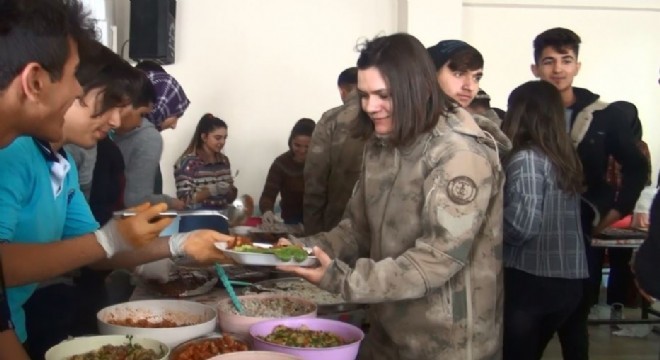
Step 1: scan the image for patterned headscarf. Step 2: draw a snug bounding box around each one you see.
[145,71,191,131]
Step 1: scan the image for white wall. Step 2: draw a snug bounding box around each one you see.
[462,0,660,182]
[114,0,398,203]
[112,0,660,203]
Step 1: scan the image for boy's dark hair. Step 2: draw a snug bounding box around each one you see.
[533,27,581,64]
[469,89,491,110]
[131,71,157,108]
[427,40,483,72]
[0,0,98,91]
[135,60,167,74]
[337,67,358,87]
[76,41,142,117]
[447,47,484,72]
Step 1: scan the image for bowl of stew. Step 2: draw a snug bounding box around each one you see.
[249,318,364,360]
[98,300,217,348]
[170,333,249,360]
[45,334,169,360]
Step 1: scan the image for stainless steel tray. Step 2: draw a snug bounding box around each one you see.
[239,277,365,315]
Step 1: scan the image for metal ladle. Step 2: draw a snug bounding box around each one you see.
[225,194,253,227]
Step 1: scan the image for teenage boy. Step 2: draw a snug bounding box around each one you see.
[531,27,648,360]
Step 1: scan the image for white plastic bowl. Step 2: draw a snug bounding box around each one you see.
[97,299,216,347]
[209,351,302,360]
[45,335,169,360]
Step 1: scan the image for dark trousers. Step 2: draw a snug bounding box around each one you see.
[586,246,605,307]
[557,202,597,360]
[70,268,110,337]
[607,248,635,306]
[24,284,78,360]
[503,268,583,360]
[557,279,591,360]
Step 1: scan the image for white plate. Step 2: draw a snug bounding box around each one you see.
[215,243,319,267]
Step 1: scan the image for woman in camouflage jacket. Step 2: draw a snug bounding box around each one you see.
[279,33,508,360]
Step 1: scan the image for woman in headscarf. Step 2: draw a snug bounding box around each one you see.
[114,62,190,209]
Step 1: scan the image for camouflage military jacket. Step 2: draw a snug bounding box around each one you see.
[298,107,508,360]
[303,91,366,235]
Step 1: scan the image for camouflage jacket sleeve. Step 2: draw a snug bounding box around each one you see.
[296,170,371,267]
[318,149,495,303]
[303,109,337,235]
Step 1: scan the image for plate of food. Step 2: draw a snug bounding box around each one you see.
[216,239,318,267]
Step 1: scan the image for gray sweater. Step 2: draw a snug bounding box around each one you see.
[63,144,96,200]
[114,119,177,208]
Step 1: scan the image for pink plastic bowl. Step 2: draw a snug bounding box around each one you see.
[249,317,364,360]
[217,294,317,338]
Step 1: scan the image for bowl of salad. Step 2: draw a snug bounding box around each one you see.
[249,318,364,360]
[45,334,169,360]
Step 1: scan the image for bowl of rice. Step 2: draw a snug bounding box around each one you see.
[217,294,317,338]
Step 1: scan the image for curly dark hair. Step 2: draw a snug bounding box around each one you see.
[533,27,581,64]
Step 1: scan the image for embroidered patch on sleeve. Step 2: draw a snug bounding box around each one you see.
[446,176,478,205]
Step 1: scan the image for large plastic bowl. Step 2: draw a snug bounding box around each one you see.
[217,294,317,338]
[249,318,364,360]
[97,299,216,347]
[45,335,169,360]
[170,334,249,360]
[209,351,302,360]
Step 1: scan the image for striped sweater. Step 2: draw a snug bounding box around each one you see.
[174,152,235,209]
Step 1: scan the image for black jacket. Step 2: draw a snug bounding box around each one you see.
[89,137,125,226]
[634,191,660,299]
[570,87,648,221]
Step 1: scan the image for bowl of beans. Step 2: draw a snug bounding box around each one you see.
[249,318,364,360]
[97,300,217,348]
[45,334,169,360]
[217,294,317,338]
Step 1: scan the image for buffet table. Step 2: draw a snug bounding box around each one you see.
[129,268,369,330]
[588,228,660,325]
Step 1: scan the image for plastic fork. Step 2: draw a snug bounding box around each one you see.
[214,264,244,314]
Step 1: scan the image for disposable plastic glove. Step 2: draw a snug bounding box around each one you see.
[94,203,172,257]
[135,258,175,283]
[168,229,236,265]
[261,210,279,225]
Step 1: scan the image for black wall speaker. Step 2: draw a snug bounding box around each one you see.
[128,0,177,64]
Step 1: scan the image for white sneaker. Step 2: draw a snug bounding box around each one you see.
[610,302,624,330]
[588,304,610,320]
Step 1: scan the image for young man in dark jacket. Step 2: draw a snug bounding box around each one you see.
[531,27,649,360]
